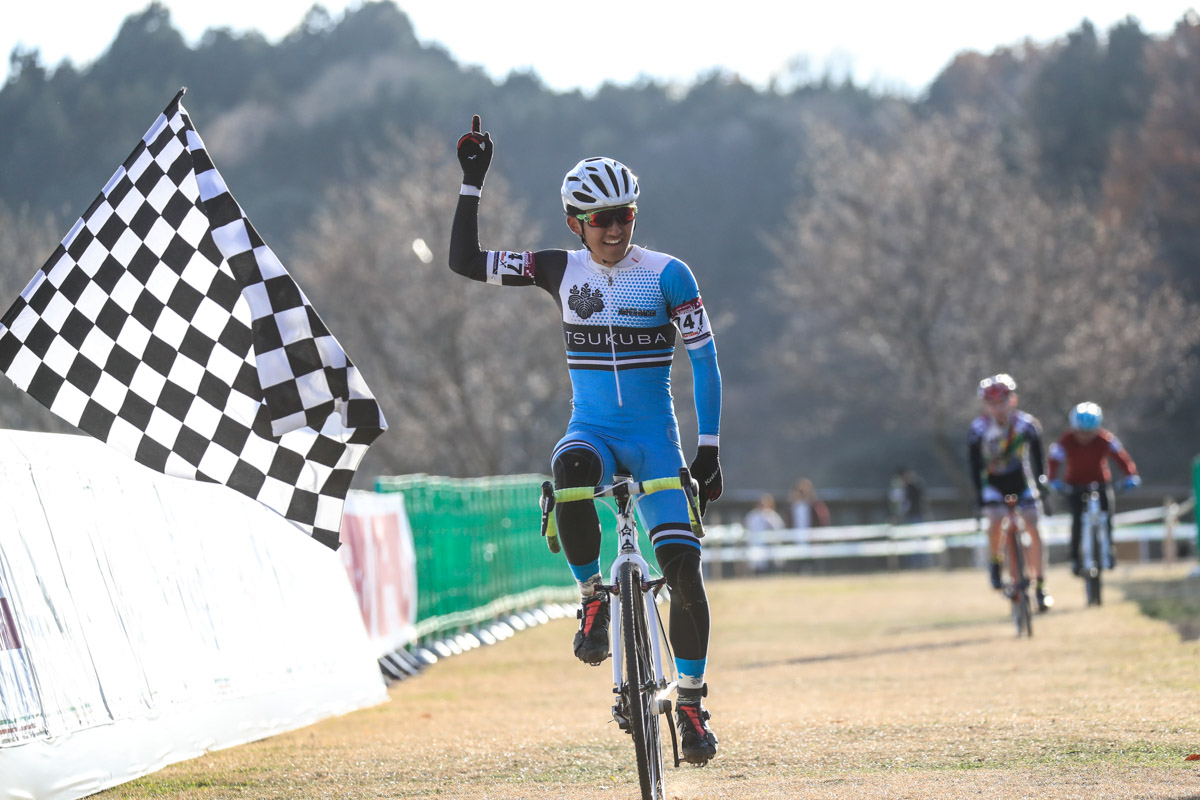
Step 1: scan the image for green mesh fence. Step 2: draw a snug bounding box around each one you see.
[1194,455,1200,555]
[375,473,659,643]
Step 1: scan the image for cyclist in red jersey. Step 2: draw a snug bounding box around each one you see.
[1047,402,1140,574]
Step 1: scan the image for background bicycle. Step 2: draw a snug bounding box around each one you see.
[1068,480,1134,607]
[998,494,1035,637]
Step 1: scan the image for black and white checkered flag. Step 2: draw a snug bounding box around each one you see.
[0,89,387,549]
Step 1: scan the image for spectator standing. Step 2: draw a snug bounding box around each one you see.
[789,478,830,529]
[744,493,785,573]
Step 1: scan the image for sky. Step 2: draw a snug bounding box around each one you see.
[1,1,1195,95]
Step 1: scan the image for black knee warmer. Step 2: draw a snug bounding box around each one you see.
[657,543,709,662]
[552,448,604,567]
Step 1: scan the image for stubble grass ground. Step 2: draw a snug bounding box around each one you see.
[102,563,1200,799]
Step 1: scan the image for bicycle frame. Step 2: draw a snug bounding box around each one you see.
[606,481,672,702]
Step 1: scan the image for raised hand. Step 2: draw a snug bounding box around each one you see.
[456,114,493,189]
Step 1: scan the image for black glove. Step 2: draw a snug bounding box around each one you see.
[1041,492,1053,517]
[689,445,723,516]
[456,114,492,189]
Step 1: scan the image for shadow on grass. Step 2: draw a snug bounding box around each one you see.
[743,636,998,669]
[1118,575,1200,641]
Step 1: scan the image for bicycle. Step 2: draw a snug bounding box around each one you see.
[997,493,1034,638]
[1077,481,1114,607]
[539,468,704,800]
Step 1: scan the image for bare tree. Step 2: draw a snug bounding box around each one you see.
[770,110,1200,495]
[289,131,569,480]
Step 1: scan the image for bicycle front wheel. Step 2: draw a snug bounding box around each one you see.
[1008,532,1033,638]
[1013,585,1033,637]
[620,560,665,800]
[1086,525,1103,606]
[1083,516,1102,606]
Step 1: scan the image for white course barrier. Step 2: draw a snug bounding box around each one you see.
[707,505,1197,569]
[0,429,387,800]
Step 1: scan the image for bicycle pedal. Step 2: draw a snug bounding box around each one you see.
[611,705,631,732]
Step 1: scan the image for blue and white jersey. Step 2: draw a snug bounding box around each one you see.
[473,244,720,437]
[450,191,722,554]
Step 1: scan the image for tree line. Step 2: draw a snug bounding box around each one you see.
[1,2,1198,503]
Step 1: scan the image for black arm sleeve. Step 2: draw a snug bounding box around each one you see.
[968,440,983,501]
[1027,432,1046,480]
[449,193,488,281]
[447,191,570,295]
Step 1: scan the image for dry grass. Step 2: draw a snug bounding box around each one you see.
[101,563,1200,799]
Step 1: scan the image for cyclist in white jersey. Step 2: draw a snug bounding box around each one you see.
[968,374,1053,611]
[449,116,722,764]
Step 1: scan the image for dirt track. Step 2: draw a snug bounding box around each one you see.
[105,564,1200,799]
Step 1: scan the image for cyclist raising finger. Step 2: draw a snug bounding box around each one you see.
[448,116,722,765]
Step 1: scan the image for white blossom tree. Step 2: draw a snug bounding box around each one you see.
[770,110,1200,494]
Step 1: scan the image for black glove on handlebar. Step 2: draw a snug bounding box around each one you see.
[689,445,723,516]
[456,114,493,189]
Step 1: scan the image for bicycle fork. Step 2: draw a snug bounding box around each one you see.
[1082,492,1109,574]
[607,555,680,765]
[607,556,670,714]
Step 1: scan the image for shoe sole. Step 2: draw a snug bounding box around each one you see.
[573,644,610,666]
[681,750,716,766]
[576,654,609,666]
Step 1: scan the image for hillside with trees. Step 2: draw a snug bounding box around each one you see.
[2,2,1198,505]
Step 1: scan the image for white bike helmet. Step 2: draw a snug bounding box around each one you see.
[561,157,639,214]
[1069,402,1103,431]
[977,373,1017,401]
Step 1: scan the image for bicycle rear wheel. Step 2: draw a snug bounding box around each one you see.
[620,560,665,800]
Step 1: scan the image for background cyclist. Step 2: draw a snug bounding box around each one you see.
[967,374,1053,611]
[449,116,722,765]
[1047,402,1141,574]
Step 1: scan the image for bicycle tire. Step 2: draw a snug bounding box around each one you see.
[620,561,665,800]
[1008,524,1033,638]
[1087,517,1102,606]
[1017,587,1033,637]
[1083,512,1103,606]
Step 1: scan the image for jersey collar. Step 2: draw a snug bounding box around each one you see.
[588,244,644,273]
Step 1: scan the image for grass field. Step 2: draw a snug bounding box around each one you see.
[101,563,1200,800]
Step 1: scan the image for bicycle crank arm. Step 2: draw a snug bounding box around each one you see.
[665,696,681,768]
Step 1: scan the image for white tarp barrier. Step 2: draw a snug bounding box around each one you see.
[0,429,387,800]
[339,490,419,656]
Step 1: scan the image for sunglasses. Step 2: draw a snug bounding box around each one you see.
[575,205,638,228]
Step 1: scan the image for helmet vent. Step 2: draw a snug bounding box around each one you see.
[561,157,640,213]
